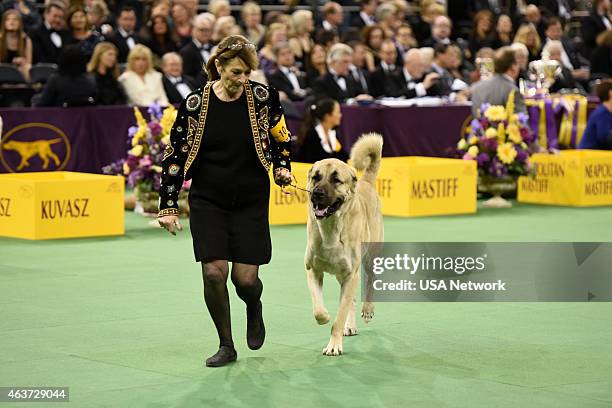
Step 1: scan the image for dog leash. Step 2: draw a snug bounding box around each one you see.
[281,174,312,194]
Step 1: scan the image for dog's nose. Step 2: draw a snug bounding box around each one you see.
[312,188,324,200]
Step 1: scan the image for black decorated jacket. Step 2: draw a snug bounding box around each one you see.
[158,80,292,217]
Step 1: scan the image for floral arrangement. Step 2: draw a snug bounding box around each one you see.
[103,103,189,214]
[457,93,538,179]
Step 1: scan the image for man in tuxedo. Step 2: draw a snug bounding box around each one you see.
[386,48,441,98]
[370,40,400,97]
[543,17,591,87]
[107,6,140,63]
[422,15,452,48]
[179,13,213,85]
[265,43,309,101]
[30,2,68,64]
[320,2,343,36]
[350,0,377,31]
[312,43,373,103]
[524,4,547,41]
[582,0,611,58]
[161,52,198,105]
[470,47,527,116]
[428,43,456,96]
[531,0,575,23]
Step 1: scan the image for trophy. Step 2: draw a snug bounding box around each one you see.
[528,59,562,94]
[475,57,494,80]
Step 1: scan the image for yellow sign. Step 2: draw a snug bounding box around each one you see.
[268,162,311,225]
[377,157,477,217]
[0,172,124,240]
[518,150,612,206]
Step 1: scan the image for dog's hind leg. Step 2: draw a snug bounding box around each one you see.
[306,267,329,325]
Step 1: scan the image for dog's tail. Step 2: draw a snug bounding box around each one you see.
[350,132,383,185]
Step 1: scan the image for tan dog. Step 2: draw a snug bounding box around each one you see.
[2,139,62,170]
[304,133,384,356]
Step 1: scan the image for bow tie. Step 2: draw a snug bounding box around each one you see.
[199,44,211,51]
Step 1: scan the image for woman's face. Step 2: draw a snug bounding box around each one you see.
[171,4,188,22]
[153,17,167,35]
[497,15,512,34]
[304,15,314,33]
[270,28,287,46]
[217,57,251,96]
[526,30,536,46]
[101,49,117,68]
[477,16,492,33]
[71,10,88,31]
[324,102,342,127]
[243,10,261,28]
[132,56,149,74]
[311,45,326,65]
[369,28,384,50]
[3,13,20,31]
[352,45,366,66]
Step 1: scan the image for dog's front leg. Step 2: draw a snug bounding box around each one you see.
[323,270,359,356]
[339,279,357,336]
[306,267,329,325]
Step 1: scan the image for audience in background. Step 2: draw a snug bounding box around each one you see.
[578,80,612,149]
[107,6,141,63]
[87,41,126,105]
[141,14,178,67]
[582,0,611,58]
[387,48,440,98]
[258,22,286,75]
[170,2,192,46]
[494,14,514,49]
[179,12,212,84]
[161,51,196,104]
[590,30,612,78]
[296,98,348,163]
[66,5,101,60]
[118,44,168,106]
[30,2,67,64]
[469,10,496,58]
[289,9,314,70]
[0,0,41,32]
[240,1,264,46]
[514,23,542,61]
[266,42,308,102]
[0,9,31,80]
[304,42,327,87]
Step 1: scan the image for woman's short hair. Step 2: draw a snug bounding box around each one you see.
[292,10,312,35]
[66,5,86,31]
[127,44,154,73]
[88,41,119,78]
[205,35,258,81]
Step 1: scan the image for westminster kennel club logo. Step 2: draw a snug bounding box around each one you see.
[0,123,71,173]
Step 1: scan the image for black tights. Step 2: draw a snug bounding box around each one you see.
[201,261,263,348]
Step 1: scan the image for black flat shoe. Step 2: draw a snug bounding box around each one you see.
[247,301,265,350]
[205,346,237,367]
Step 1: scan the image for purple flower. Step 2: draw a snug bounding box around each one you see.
[148,122,162,137]
[148,103,162,121]
[153,173,161,191]
[479,103,491,117]
[516,149,528,162]
[470,118,482,133]
[139,156,153,168]
[476,152,490,166]
[488,158,508,178]
[126,154,139,168]
[517,112,529,125]
[482,137,498,152]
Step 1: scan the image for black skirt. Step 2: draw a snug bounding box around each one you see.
[188,89,271,264]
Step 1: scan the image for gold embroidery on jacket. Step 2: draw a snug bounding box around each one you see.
[163,144,174,161]
[184,83,212,177]
[186,117,198,146]
[245,81,270,171]
[258,106,269,133]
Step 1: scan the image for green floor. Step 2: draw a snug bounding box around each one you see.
[1,202,612,408]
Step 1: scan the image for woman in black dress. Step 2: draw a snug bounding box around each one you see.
[296,98,348,163]
[158,35,293,367]
[87,42,126,105]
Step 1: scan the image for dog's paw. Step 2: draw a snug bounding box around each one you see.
[322,337,343,356]
[314,309,330,325]
[343,326,358,336]
[361,302,374,323]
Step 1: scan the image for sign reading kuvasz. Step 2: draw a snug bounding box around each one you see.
[518,150,612,206]
[0,172,124,240]
[375,157,477,217]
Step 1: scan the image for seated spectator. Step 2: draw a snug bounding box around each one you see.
[0,0,41,32]
[208,0,230,19]
[578,80,612,149]
[212,15,239,44]
[422,15,452,48]
[428,43,456,96]
[296,98,348,163]
[118,44,168,106]
[87,41,126,105]
[107,6,142,64]
[590,30,611,79]
[87,0,112,37]
[494,14,514,49]
[66,6,101,60]
[543,17,590,85]
[304,43,327,87]
[514,23,542,62]
[170,2,192,47]
[469,10,496,59]
[36,44,96,107]
[320,2,343,37]
[30,2,68,64]
[240,1,265,46]
[413,1,445,45]
[524,4,547,41]
[370,39,400,97]
[311,43,372,103]
[363,25,385,66]
[258,22,287,75]
[386,48,440,98]
[448,44,470,88]
[542,41,585,94]
[375,2,399,40]
[161,52,197,104]
[315,28,339,51]
[0,9,32,80]
[350,42,374,94]
[179,13,213,85]
[351,0,377,31]
[141,14,178,63]
[582,0,611,58]
[265,42,309,102]
[395,24,418,66]
[510,42,530,82]
[289,10,314,71]
[470,46,527,117]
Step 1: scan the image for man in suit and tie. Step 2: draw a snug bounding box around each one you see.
[312,43,373,103]
[470,46,527,117]
[265,43,309,101]
[30,2,69,64]
[107,6,141,63]
[428,43,456,97]
[544,18,590,84]
[370,39,401,98]
[422,15,453,48]
[386,48,441,98]
[350,0,377,31]
[161,52,198,105]
[320,2,343,36]
[179,13,213,86]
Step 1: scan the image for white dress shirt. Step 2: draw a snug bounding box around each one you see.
[280,66,301,91]
[315,123,339,154]
[330,68,347,92]
[403,69,426,97]
[167,75,192,99]
[193,38,211,63]
[118,27,135,50]
[45,22,62,48]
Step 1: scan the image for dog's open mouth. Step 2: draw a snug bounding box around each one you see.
[312,198,343,219]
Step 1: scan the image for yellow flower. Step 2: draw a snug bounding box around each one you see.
[469,136,479,145]
[133,107,147,128]
[484,106,507,122]
[161,134,170,145]
[507,123,522,144]
[497,123,506,143]
[130,145,144,157]
[485,128,497,139]
[521,142,527,149]
[467,145,479,158]
[123,162,130,175]
[457,139,468,150]
[160,106,178,133]
[152,165,163,173]
[131,127,146,146]
[497,143,517,164]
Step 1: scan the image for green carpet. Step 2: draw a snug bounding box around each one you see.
[1,202,612,408]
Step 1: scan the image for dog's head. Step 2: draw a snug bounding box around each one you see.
[307,158,357,220]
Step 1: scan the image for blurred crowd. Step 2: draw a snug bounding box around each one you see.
[0,0,610,107]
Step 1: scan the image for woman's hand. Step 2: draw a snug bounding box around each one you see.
[158,215,183,235]
[274,168,292,186]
